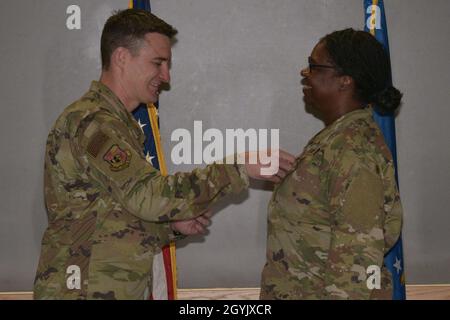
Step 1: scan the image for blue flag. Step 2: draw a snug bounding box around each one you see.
[364,0,406,300]
[131,0,151,12]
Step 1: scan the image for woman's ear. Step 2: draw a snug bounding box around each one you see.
[339,75,354,91]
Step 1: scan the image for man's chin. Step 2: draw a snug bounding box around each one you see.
[142,96,158,105]
[150,92,161,102]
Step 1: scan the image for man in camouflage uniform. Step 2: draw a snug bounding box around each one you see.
[34,9,293,299]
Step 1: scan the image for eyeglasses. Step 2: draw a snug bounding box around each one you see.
[307,57,337,71]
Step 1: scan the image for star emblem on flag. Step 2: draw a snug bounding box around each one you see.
[393,257,402,274]
[137,118,147,132]
[145,151,155,165]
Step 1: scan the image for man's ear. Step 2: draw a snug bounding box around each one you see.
[110,47,129,70]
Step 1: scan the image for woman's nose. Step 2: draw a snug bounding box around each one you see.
[300,67,309,77]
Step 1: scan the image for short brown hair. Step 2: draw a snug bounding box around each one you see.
[101,9,177,70]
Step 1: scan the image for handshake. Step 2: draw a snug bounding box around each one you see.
[171,149,296,236]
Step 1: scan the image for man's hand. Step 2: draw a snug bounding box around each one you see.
[170,209,213,236]
[243,149,295,183]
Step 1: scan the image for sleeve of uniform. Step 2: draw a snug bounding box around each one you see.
[320,151,386,300]
[382,163,403,251]
[75,113,249,223]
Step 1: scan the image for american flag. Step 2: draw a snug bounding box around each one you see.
[130,0,178,300]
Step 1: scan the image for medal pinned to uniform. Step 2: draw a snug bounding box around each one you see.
[103,144,132,171]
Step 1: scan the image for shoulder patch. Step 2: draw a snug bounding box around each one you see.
[87,131,110,158]
[103,145,132,171]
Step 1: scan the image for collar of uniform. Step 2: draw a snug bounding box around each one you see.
[89,81,144,142]
[309,107,373,147]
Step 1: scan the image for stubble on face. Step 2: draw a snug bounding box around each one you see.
[124,33,172,106]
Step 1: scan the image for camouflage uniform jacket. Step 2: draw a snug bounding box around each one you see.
[34,81,249,299]
[260,108,402,300]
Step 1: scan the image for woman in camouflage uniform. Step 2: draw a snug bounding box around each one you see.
[260,28,403,299]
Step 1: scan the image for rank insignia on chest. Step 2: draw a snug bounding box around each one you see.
[103,145,132,171]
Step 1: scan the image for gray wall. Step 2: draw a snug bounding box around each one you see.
[0,0,449,291]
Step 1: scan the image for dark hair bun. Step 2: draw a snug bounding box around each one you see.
[372,86,403,115]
